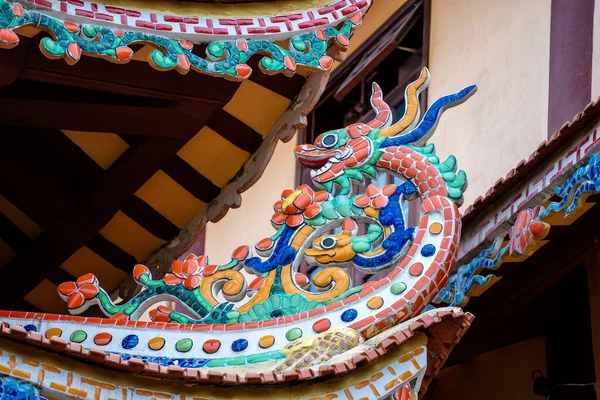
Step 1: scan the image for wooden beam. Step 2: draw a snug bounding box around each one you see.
[16,39,240,104]
[119,135,223,204]
[0,98,213,136]
[319,0,422,106]
[5,37,305,104]
[0,148,93,240]
[87,235,138,274]
[45,267,77,287]
[0,41,26,88]
[121,196,180,241]
[162,155,222,203]
[205,108,264,154]
[0,126,105,196]
[246,56,306,100]
[11,299,40,313]
[333,3,422,101]
[0,213,31,254]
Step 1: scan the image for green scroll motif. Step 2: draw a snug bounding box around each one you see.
[0,0,359,79]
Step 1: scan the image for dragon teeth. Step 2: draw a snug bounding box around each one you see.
[313,162,333,175]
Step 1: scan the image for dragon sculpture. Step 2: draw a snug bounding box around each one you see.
[1,69,478,395]
[57,67,476,329]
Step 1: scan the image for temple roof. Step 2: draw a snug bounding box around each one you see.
[0,307,472,396]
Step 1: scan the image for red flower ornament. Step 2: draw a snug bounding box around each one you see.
[271,184,328,228]
[353,184,397,210]
[163,254,209,290]
[57,273,100,310]
[508,206,548,256]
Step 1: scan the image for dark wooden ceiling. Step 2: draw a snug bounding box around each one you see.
[0,35,305,313]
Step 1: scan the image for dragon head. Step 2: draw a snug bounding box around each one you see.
[294,125,377,194]
[295,82,392,194]
[295,69,432,194]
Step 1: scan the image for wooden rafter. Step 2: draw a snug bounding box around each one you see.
[120,196,180,242]
[162,155,222,203]
[0,212,32,255]
[0,97,209,137]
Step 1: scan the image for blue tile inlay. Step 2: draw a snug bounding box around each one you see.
[341,309,358,322]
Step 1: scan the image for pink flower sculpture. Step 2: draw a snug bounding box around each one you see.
[271,184,328,228]
[57,273,100,310]
[353,184,397,210]
[508,206,548,256]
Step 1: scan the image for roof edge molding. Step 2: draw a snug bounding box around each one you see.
[0,0,368,79]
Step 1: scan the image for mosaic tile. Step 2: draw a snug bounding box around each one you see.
[231,339,248,352]
[70,330,87,343]
[175,338,193,353]
[203,339,220,354]
[122,334,139,350]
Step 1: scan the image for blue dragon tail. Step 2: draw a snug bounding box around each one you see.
[381,84,477,148]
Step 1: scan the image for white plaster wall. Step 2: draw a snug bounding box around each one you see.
[428,0,551,208]
[204,138,297,264]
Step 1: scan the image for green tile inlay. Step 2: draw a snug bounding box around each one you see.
[70,330,87,343]
[175,338,193,353]
[391,282,407,295]
[286,327,302,341]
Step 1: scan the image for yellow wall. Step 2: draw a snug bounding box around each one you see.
[204,139,297,264]
[427,0,551,208]
[424,337,546,400]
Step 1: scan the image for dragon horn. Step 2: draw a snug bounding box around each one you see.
[366,82,392,129]
[379,67,430,137]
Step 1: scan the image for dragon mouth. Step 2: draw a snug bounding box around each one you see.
[296,153,331,169]
[294,145,353,182]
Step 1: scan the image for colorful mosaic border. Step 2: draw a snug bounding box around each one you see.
[438,151,600,307]
[459,123,600,260]
[0,0,362,79]
[20,0,370,40]
[0,308,469,389]
[0,340,426,399]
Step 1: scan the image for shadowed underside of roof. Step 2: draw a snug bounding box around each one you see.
[0,34,307,314]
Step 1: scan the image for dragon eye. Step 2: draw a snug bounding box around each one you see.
[321,237,337,249]
[321,134,338,148]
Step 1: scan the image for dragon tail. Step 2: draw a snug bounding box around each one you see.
[380,84,477,148]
